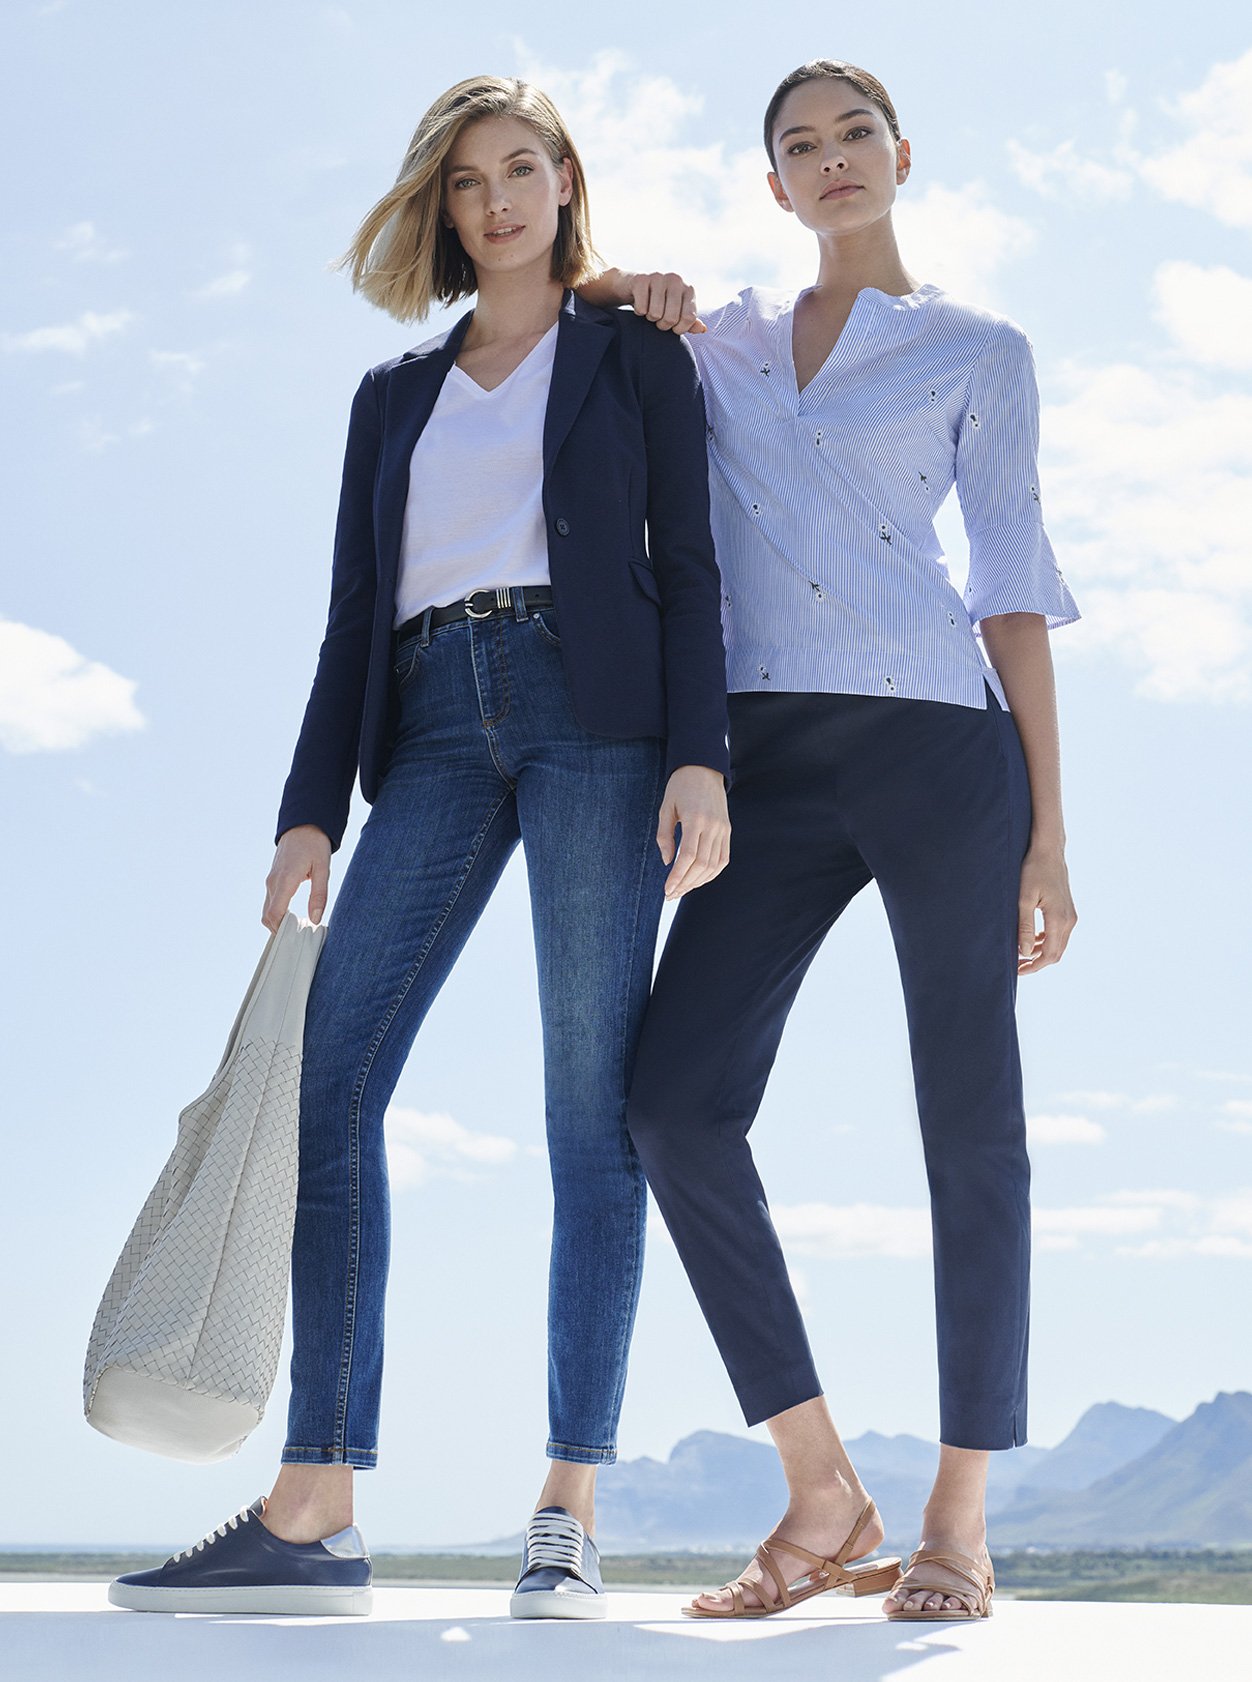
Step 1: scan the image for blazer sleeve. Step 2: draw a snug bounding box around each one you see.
[637,323,731,781]
[274,369,381,852]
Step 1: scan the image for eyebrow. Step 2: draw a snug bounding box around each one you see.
[777,109,875,142]
[445,147,539,173]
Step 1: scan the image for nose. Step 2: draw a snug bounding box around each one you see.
[820,149,847,173]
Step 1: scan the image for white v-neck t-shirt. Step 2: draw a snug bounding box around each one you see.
[394,322,557,627]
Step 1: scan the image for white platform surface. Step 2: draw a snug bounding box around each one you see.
[3,1582,1248,1681]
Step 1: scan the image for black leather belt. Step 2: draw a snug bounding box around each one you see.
[395,586,554,644]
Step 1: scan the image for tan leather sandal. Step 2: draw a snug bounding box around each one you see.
[884,1544,995,1621]
[681,1497,902,1619]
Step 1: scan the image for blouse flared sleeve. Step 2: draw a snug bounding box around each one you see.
[954,319,1080,632]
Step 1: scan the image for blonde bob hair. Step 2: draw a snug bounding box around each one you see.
[338,75,599,324]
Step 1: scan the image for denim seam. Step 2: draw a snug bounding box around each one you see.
[993,706,1032,1441]
[283,1444,378,1457]
[327,786,518,1456]
[471,619,512,731]
[597,752,667,1445]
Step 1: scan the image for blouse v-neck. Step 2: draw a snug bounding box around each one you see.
[450,321,558,397]
[781,282,941,405]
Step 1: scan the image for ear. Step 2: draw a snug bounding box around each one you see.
[766,169,794,215]
[557,153,574,207]
[896,137,912,183]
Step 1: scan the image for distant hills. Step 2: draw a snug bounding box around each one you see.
[991,1392,1252,1547]
[475,1393,1249,1553]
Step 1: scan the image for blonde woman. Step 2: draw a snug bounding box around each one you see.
[110,75,730,1621]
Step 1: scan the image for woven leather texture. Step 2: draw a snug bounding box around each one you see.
[84,913,327,1460]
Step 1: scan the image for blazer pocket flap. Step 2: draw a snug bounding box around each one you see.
[630,558,662,604]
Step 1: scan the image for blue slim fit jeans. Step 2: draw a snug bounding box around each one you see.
[281,598,667,1468]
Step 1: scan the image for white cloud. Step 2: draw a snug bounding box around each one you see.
[1102,1189,1203,1212]
[1028,1112,1106,1146]
[893,184,1035,309]
[1153,261,1252,371]
[1113,1187,1252,1258]
[773,1201,933,1261]
[195,269,251,299]
[1104,70,1128,106]
[1006,138,1134,202]
[385,1105,518,1190]
[55,220,127,264]
[0,619,145,752]
[1035,1205,1161,1238]
[1218,1120,1252,1136]
[1221,1100,1252,1118]
[2,309,133,355]
[79,416,154,452]
[1041,358,1252,701]
[1120,1236,1252,1259]
[515,47,1034,311]
[713,1188,1252,1264]
[1058,1090,1177,1114]
[150,350,205,379]
[1012,49,1252,232]
[1140,49,1252,231]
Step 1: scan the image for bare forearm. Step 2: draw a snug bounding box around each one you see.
[577,266,633,307]
[980,612,1065,849]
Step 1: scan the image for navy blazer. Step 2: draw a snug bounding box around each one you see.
[275,290,730,851]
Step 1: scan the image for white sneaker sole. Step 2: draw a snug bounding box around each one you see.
[509,1588,606,1620]
[108,1580,373,1616]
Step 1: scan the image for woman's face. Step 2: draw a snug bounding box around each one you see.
[767,78,909,236]
[441,114,573,278]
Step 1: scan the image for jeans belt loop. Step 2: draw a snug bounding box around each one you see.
[418,605,434,648]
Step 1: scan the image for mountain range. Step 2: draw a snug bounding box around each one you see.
[472,1392,1252,1552]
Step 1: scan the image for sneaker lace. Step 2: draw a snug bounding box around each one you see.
[524,1512,585,1573]
[168,1506,250,1564]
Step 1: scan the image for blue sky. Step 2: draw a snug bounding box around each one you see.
[3,1,1250,1548]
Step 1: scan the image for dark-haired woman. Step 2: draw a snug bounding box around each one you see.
[109,74,730,1622]
[586,58,1078,1623]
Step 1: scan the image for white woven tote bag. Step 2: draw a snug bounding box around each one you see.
[84,911,327,1462]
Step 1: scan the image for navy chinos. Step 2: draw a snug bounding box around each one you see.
[626,683,1034,1450]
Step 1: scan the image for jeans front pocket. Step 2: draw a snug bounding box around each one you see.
[392,635,423,693]
[530,610,562,648]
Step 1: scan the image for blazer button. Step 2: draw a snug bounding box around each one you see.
[554,517,571,536]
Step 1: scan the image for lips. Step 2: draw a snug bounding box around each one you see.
[485,224,525,241]
[820,183,862,200]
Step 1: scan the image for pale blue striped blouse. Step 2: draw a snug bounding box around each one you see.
[690,282,1079,709]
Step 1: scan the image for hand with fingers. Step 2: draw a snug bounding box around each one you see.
[1017,844,1077,974]
[625,270,706,336]
[577,267,706,335]
[657,766,731,901]
[263,824,332,933]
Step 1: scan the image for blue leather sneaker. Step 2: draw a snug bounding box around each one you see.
[108,1496,372,1615]
[510,1505,605,1620]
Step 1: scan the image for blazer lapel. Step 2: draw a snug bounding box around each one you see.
[374,308,473,593]
[543,290,614,476]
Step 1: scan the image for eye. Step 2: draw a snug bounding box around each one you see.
[844,127,873,141]
[511,163,534,177]
[786,141,816,155]
[450,176,477,190]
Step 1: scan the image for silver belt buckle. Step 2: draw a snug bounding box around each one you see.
[463,588,495,620]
